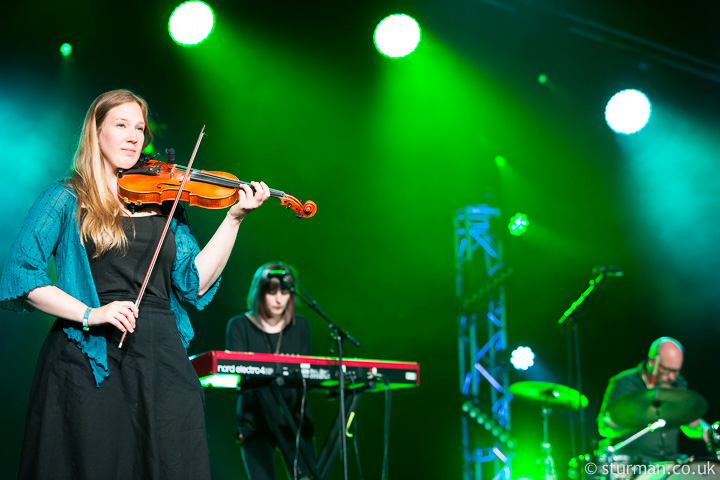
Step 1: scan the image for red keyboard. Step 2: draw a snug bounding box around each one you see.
[190,350,420,391]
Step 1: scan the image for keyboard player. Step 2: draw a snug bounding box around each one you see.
[225,262,315,480]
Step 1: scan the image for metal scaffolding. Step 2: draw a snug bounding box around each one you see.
[455,204,513,480]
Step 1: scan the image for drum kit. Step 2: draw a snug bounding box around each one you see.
[509,381,589,480]
[509,381,720,480]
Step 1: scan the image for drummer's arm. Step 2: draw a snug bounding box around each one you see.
[681,418,710,441]
[597,378,632,438]
[598,413,631,438]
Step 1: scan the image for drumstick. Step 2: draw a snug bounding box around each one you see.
[649,354,660,387]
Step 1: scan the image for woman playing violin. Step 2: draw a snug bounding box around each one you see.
[0,88,270,480]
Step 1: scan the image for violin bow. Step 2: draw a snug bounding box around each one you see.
[119,126,206,348]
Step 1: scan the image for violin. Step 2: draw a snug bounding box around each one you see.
[117,160,317,218]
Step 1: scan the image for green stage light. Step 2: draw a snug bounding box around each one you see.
[199,374,239,388]
[508,213,528,236]
[538,73,547,84]
[169,1,215,46]
[59,43,72,57]
[374,14,421,58]
[605,89,651,134]
[510,346,535,371]
[494,155,506,168]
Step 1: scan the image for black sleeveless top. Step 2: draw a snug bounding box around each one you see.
[85,215,176,302]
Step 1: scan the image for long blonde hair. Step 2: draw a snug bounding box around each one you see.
[69,89,153,257]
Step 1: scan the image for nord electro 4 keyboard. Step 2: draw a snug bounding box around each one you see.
[189,350,420,391]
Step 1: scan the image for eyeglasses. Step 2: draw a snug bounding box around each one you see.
[657,364,681,375]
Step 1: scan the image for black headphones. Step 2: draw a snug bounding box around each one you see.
[262,268,289,282]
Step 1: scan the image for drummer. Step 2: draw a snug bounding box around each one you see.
[597,336,709,464]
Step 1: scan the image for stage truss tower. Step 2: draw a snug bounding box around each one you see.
[455,204,514,480]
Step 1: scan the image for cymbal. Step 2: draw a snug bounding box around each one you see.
[509,381,589,410]
[608,388,708,430]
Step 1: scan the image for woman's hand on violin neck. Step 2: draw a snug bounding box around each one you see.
[227,181,270,223]
[89,301,139,333]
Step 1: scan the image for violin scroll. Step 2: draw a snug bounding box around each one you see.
[280,194,317,218]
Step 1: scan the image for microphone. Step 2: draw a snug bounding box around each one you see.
[592,266,624,277]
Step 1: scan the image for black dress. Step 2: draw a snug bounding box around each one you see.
[18,215,210,480]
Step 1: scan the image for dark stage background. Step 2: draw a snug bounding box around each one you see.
[1,1,719,479]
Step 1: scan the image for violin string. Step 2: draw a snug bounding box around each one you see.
[185,169,286,198]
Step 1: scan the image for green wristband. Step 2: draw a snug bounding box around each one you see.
[82,307,92,332]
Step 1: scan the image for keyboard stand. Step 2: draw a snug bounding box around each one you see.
[254,377,369,480]
[317,388,365,479]
[255,381,322,479]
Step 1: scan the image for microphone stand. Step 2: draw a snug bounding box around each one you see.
[557,270,608,464]
[285,280,360,480]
